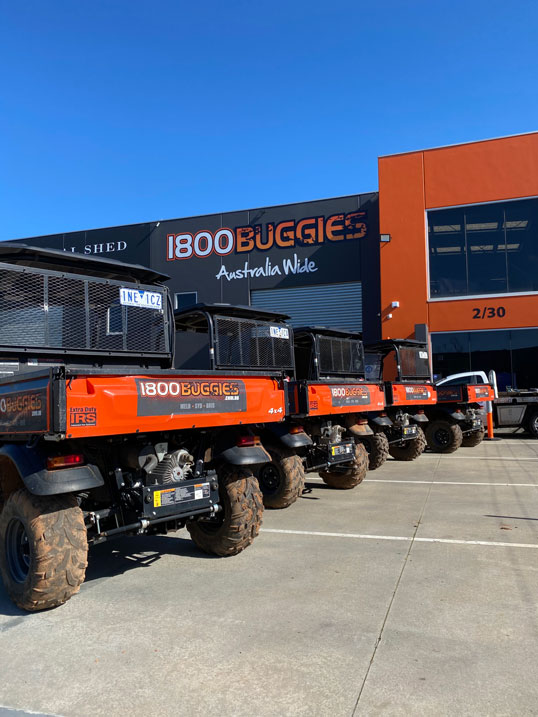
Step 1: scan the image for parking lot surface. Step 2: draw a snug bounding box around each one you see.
[1,435,538,717]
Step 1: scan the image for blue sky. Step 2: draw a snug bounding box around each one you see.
[1,0,537,240]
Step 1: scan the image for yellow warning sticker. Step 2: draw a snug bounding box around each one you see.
[154,488,174,508]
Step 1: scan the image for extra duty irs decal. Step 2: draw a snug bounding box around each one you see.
[330,385,371,407]
[136,379,247,416]
[70,407,97,427]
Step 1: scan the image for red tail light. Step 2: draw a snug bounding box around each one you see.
[289,425,304,434]
[47,454,85,470]
[237,435,261,447]
[418,410,425,414]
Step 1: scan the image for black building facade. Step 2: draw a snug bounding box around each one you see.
[12,193,381,341]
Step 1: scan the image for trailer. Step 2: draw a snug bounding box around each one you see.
[0,245,294,611]
[494,389,538,436]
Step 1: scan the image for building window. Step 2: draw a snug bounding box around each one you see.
[431,328,538,390]
[175,292,197,311]
[428,197,538,298]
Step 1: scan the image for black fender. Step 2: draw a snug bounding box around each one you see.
[409,413,429,423]
[265,423,313,449]
[427,406,465,422]
[218,445,272,466]
[370,415,393,428]
[346,422,374,437]
[0,444,104,496]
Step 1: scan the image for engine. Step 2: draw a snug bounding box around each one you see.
[122,442,194,485]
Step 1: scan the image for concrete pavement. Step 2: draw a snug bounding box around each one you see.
[1,436,537,716]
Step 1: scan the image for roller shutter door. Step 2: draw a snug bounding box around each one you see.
[250,282,362,331]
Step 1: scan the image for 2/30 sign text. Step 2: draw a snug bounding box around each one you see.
[472,306,506,319]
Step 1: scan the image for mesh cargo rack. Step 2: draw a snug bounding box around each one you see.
[174,303,295,373]
[0,244,172,361]
[293,327,365,380]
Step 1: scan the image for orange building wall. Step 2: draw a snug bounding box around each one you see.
[378,132,538,339]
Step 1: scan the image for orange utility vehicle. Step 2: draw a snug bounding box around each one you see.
[363,339,437,468]
[173,304,314,510]
[267,326,386,505]
[0,246,292,612]
[173,313,379,510]
[430,379,495,451]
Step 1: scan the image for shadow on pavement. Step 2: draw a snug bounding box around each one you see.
[85,533,218,583]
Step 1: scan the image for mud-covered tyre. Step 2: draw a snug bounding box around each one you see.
[187,467,263,556]
[389,426,427,461]
[319,442,368,489]
[425,420,463,454]
[362,430,389,471]
[0,489,88,612]
[461,428,485,447]
[256,445,305,509]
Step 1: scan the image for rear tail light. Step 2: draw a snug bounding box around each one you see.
[357,419,368,425]
[417,410,425,414]
[47,454,85,470]
[236,435,261,447]
[289,425,304,434]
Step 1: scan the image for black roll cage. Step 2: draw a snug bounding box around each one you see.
[293,326,366,381]
[0,244,175,368]
[365,339,433,383]
[174,303,295,375]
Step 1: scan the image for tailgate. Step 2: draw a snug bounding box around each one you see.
[0,370,54,435]
[390,383,437,406]
[65,374,286,439]
[304,382,385,416]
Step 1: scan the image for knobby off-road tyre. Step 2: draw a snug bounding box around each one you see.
[425,420,463,454]
[461,428,485,447]
[362,430,389,471]
[0,489,88,612]
[257,445,305,509]
[389,426,427,461]
[319,442,368,489]
[187,467,263,556]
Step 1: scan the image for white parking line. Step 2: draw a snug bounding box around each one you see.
[263,528,538,549]
[433,456,538,462]
[305,476,538,487]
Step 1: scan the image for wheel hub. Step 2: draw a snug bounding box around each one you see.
[434,428,451,446]
[5,518,31,583]
[258,463,282,496]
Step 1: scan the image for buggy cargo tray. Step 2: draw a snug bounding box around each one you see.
[0,368,286,438]
[290,380,385,417]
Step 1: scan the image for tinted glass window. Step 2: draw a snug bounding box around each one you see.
[428,209,466,297]
[428,197,538,298]
[469,330,511,389]
[510,328,538,389]
[432,329,538,390]
[431,332,470,379]
[505,199,538,293]
[465,204,507,295]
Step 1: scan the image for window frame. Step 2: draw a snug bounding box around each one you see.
[426,194,538,302]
